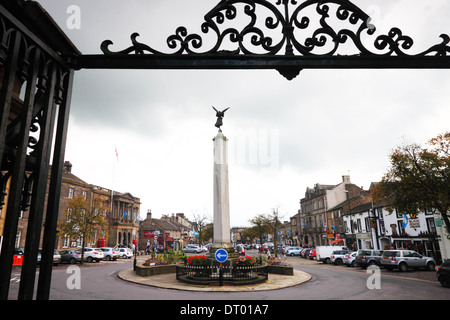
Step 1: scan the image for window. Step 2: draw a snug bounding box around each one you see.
[66,208,72,222]
[397,220,405,235]
[63,235,70,248]
[426,218,436,233]
[68,188,74,198]
[365,217,370,231]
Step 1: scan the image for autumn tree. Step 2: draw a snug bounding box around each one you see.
[249,209,284,256]
[372,132,450,234]
[58,195,109,263]
[248,214,271,248]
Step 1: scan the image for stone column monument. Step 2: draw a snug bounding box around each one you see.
[210,107,235,257]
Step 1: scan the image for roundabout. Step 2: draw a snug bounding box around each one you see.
[118,267,311,292]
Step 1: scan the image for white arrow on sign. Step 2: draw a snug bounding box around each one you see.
[215,249,228,262]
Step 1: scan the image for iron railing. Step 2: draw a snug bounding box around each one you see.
[176,264,268,286]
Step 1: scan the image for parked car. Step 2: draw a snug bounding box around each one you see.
[235,244,245,256]
[380,250,436,272]
[37,249,61,265]
[300,248,312,258]
[309,249,316,260]
[262,242,274,253]
[355,249,383,268]
[184,244,202,253]
[436,260,450,288]
[78,247,103,262]
[13,248,25,266]
[118,247,133,259]
[331,250,351,265]
[286,247,302,256]
[100,247,120,261]
[344,251,358,267]
[59,250,82,264]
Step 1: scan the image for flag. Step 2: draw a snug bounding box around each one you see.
[123,211,128,218]
[115,146,119,161]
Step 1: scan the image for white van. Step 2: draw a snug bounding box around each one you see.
[316,246,347,264]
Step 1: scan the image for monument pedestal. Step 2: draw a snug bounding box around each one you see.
[210,131,237,259]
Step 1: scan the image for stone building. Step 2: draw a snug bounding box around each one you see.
[298,175,363,247]
[58,161,141,249]
[6,161,141,250]
[138,210,183,251]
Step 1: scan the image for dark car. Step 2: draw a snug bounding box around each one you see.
[60,250,82,264]
[437,260,450,288]
[355,249,383,268]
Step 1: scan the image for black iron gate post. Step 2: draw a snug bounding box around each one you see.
[0,1,77,300]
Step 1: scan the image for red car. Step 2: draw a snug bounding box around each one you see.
[309,249,316,260]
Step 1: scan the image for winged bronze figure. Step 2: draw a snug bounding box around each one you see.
[212,106,230,131]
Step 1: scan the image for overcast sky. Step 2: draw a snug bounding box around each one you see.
[38,0,450,227]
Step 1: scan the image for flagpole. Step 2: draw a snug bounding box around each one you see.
[111,145,119,221]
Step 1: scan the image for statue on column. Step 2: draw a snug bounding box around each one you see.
[212,106,230,131]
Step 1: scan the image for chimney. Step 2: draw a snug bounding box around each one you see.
[147,209,152,220]
[63,161,72,173]
[342,175,351,184]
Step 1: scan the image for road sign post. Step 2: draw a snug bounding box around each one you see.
[214,249,228,286]
[215,249,228,263]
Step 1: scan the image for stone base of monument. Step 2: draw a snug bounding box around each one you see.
[176,260,268,286]
[208,242,238,260]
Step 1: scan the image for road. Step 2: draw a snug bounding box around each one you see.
[6,254,450,300]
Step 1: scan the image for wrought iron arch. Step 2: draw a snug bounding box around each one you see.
[77,0,450,79]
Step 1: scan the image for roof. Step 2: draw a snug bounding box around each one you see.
[141,218,180,231]
[4,0,81,55]
[343,202,373,215]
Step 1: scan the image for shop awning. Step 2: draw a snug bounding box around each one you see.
[329,239,344,244]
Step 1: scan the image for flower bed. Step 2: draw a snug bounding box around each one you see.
[187,255,208,266]
[236,256,256,266]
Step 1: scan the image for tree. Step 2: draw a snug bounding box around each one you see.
[248,209,284,256]
[266,208,284,257]
[191,212,210,244]
[248,214,271,248]
[372,132,450,234]
[58,195,109,263]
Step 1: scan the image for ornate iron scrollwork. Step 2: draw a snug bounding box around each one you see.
[100,0,450,79]
[101,0,450,57]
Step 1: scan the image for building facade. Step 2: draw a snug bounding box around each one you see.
[139,210,186,252]
[298,175,362,247]
[7,161,141,251]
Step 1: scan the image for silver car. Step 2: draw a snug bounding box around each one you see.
[344,251,358,267]
[380,250,436,272]
[184,244,202,253]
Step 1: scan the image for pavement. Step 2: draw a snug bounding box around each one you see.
[118,267,312,292]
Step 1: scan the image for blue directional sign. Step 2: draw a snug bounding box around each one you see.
[215,249,228,263]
